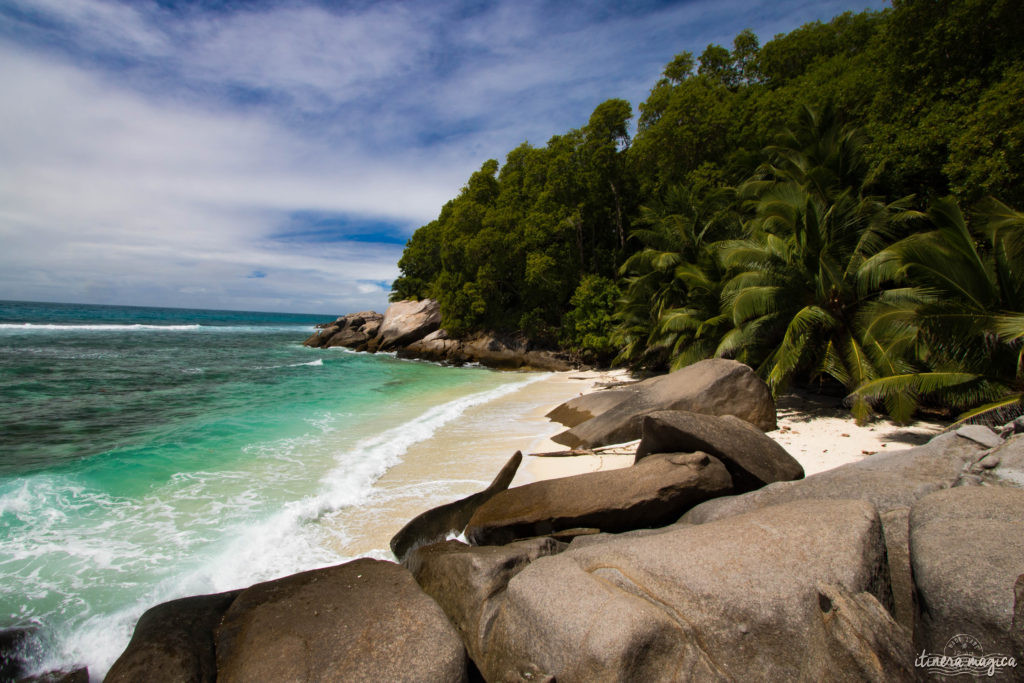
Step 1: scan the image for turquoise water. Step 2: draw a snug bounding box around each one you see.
[0,300,530,677]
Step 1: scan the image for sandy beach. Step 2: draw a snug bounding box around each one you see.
[327,367,948,560]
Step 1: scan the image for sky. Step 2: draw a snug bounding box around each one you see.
[0,0,888,315]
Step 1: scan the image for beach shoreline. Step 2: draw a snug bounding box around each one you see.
[336,366,948,561]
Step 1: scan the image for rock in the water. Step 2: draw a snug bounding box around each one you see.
[400,329,461,363]
[390,452,522,563]
[302,311,382,349]
[106,590,240,683]
[544,389,637,428]
[465,451,732,546]
[0,627,38,681]
[635,410,804,492]
[909,486,1024,662]
[478,499,912,681]
[215,558,466,683]
[551,359,776,449]
[373,299,442,351]
[20,668,89,682]
[405,537,567,668]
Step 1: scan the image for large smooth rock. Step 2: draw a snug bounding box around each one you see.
[106,590,239,683]
[215,558,466,682]
[909,486,1024,661]
[681,430,989,526]
[465,451,732,546]
[680,430,991,636]
[551,359,776,448]
[405,537,567,668]
[390,452,522,563]
[545,389,638,428]
[478,499,912,681]
[373,299,441,351]
[636,410,804,492]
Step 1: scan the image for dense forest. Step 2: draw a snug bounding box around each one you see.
[390,0,1024,424]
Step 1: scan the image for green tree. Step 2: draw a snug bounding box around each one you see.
[615,185,737,368]
[719,110,912,401]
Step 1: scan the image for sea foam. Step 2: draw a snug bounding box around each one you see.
[15,371,544,679]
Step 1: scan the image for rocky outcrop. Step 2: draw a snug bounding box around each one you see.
[106,590,240,683]
[216,558,466,682]
[372,299,442,351]
[400,331,572,371]
[303,311,382,349]
[476,499,912,681]
[636,410,804,492]
[303,300,572,370]
[909,486,1024,661]
[390,452,522,563]
[465,451,733,546]
[550,359,776,448]
[105,404,1024,681]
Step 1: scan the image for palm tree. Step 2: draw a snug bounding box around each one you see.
[719,108,914,401]
[852,197,1024,423]
[613,185,737,367]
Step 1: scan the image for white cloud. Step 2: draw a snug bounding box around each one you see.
[0,42,453,312]
[0,0,888,313]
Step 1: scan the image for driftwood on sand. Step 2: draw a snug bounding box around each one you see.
[528,440,640,457]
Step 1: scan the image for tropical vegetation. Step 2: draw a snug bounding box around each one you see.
[391,0,1024,424]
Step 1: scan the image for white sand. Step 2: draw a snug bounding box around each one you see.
[320,368,631,558]
[524,384,948,481]
[323,368,947,559]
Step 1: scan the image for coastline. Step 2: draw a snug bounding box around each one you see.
[329,366,948,563]
[319,368,630,559]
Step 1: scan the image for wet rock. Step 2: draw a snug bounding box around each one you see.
[106,590,240,683]
[20,668,88,683]
[0,627,38,682]
[303,311,382,349]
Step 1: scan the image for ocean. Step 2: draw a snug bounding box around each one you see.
[0,300,539,677]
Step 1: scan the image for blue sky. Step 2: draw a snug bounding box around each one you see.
[0,0,887,315]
